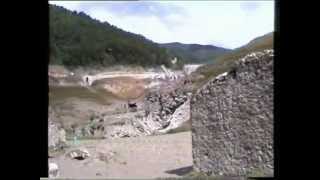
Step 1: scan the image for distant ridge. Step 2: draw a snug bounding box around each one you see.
[159,42,231,64]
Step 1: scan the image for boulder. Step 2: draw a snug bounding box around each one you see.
[49,162,59,178]
[67,148,90,160]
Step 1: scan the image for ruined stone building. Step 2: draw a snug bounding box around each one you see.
[191,50,274,177]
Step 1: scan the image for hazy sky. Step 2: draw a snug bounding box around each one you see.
[49,1,274,49]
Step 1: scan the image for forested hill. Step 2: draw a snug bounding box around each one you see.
[49,5,173,68]
[159,42,231,64]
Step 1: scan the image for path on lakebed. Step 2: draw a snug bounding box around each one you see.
[50,131,193,179]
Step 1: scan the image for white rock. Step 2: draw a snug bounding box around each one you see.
[215,72,228,80]
[49,162,59,178]
[67,148,90,160]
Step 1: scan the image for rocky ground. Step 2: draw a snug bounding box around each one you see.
[49,82,192,139]
[48,65,197,178]
[49,131,193,179]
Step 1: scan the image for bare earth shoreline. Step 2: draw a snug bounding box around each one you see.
[49,131,192,179]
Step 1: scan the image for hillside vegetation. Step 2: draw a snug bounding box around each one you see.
[49,5,173,68]
[160,42,231,64]
[192,32,274,88]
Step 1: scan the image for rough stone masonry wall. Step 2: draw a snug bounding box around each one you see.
[191,49,274,177]
[141,87,191,134]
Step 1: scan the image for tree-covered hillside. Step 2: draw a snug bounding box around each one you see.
[159,42,231,64]
[49,5,172,68]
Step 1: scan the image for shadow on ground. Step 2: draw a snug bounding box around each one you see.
[165,166,193,176]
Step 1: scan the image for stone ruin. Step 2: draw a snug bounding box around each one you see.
[102,88,192,138]
[67,86,192,140]
[48,107,67,151]
[191,49,274,177]
[142,87,191,133]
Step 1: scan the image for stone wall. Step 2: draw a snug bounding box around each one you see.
[142,87,191,134]
[74,86,192,139]
[48,121,65,150]
[48,107,67,151]
[191,50,274,177]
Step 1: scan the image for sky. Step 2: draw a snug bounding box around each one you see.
[49,1,274,49]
